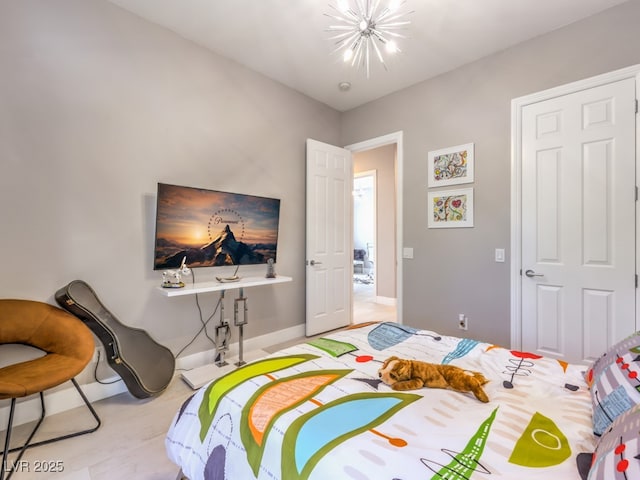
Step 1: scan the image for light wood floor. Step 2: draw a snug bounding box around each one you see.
[353,276,396,324]
[2,375,193,480]
[1,284,395,480]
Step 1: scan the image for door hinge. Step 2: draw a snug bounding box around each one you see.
[636,186,639,201]
[636,99,639,114]
[636,274,638,288]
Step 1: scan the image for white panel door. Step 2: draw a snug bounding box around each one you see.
[521,78,636,363]
[306,139,352,336]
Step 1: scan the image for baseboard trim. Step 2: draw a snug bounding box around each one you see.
[173,322,305,371]
[0,323,306,429]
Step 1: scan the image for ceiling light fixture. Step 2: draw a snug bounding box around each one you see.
[326,0,412,78]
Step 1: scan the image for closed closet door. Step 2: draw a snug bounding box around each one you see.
[521,77,636,363]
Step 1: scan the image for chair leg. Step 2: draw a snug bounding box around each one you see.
[20,378,101,449]
[1,378,101,479]
[1,399,16,480]
[1,395,43,480]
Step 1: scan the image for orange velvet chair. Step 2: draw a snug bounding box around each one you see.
[0,299,101,479]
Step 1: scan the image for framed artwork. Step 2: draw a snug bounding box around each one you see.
[427,143,474,187]
[428,188,474,228]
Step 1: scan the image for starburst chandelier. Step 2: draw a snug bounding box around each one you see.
[326,0,412,78]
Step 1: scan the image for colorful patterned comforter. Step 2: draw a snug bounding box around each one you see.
[165,322,596,480]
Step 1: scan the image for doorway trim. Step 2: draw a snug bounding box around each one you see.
[510,64,640,350]
[345,131,403,324]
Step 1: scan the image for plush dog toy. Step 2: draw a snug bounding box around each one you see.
[378,356,490,403]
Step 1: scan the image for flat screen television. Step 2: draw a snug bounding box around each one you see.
[153,183,281,270]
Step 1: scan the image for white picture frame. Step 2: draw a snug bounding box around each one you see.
[427,142,474,187]
[428,187,474,228]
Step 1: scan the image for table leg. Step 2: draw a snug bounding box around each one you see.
[234,288,248,366]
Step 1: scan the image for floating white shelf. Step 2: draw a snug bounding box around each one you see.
[156,275,292,297]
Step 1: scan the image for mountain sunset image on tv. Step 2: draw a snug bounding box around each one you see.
[153,183,281,269]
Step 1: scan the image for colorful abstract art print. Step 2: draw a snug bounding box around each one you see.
[428,188,474,228]
[428,142,474,187]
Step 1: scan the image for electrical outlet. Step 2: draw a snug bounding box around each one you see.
[458,314,468,331]
[93,346,105,363]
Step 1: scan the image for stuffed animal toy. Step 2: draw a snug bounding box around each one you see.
[378,356,490,403]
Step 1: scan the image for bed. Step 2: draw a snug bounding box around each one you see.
[166,322,640,480]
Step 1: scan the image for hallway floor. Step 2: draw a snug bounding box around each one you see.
[353,276,396,324]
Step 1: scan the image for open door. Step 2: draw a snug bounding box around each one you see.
[306,139,353,336]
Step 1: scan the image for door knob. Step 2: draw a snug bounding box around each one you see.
[309,260,323,266]
[525,269,543,277]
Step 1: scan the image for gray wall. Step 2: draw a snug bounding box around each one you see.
[341,0,640,346]
[0,0,340,380]
[2,0,640,381]
[354,144,397,300]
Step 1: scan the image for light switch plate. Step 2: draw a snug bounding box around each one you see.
[403,247,414,259]
[495,248,505,262]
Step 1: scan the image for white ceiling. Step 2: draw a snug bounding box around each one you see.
[108,0,629,111]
